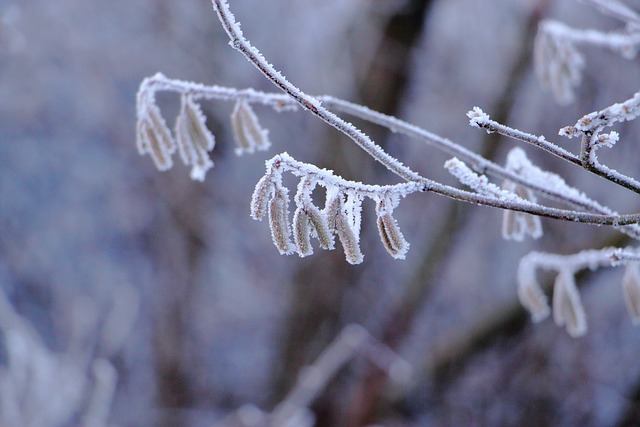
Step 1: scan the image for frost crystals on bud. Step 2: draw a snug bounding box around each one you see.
[622,263,640,325]
[552,270,587,337]
[250,175,275,221]
[175,95,216,181]
[268,189,294,255]
[231,99,271,155]
[375,198,409,259]
[137,103,176,171]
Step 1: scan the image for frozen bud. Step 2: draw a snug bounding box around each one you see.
[517,261,550,322]
[552,270,587,337]
[622,263,640,325]
[293,207,313,257]
[467,107,491,130]
[250,175,274,220]
[377,213,409,259]
[335,210,363,265]
[175,96,215,181]
[231,99,271,155]
[268,189,294,255]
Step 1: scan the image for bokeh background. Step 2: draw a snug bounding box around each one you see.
[2,0,640,426]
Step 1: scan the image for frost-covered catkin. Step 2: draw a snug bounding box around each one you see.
[533,22,584,105]
[552,270,587,337]
[622,263,640,324]
[250,175,274,220]
[293,207,313,257]
[377,214,408,259]
[304,203,334,250]
[323,189,343,232]
[501,181,542,241]
[268,189,294,255]
[138,104,176,171]
[231,99,271,155]
[335,210,363,265]
[517,258,550,322]
[175,96,216,181]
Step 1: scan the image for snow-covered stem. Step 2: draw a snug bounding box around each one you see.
[611,247,640,264]
[521,248,619,273]
[470,105,640,195]
[541,20,640,52]
[271,153,640,226]
[560,89,640,193]
[581,0,640,27]
[468,107,581,165]
[266,153,423,200]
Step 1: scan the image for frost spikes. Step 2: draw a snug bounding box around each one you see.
[231,99,271,155]
[175,95,216,181]
[552,270,587,337]
[622,263,640,325]
[138,104,175,171]
[268,189,294,255]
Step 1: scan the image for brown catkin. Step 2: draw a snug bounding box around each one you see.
[335,211,363,265]
[305,203,334,250]
[293,207,312,257]
[377,213,409,259]
[268,190,293,255]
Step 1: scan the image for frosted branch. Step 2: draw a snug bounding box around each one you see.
[534,16,640,103]
[211,0,425,184]
[560,89,640,193]
[518,248,640,337]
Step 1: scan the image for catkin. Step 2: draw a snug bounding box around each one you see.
[622,263,640,324]
[552,270,587,337]
[268,190,293,255]
[231,99,271,155]
[502,209,523,241]
[324,191,343,231]
[517,261,550,322]
[335,211,363,265]
[141,119,173,171]
[250,175,274,220]
[175,96,216,181]
[305,203,334,250]
[377,213,409,259]
[293,207,313,257]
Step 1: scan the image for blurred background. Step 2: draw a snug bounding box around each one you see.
[2,0,640,426]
